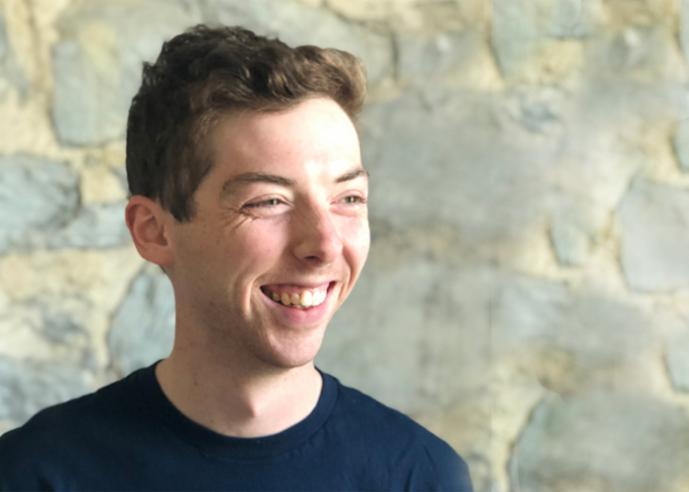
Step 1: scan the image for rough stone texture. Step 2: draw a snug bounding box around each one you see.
[596,26,685,85]
[549,219,590,266]
[0,248,143,374]
[491,275,663,393]
[673,119,689,172]
[0,298,89,350]
[0,154,80,253]
[510,392,689,492]
[204,0,393,83]
[52,0,202,145]
[359,90,551,251]
[0,355,92,428]
[680,0,689,64]
[666,328,689,393]
[107,266,175,377]
[548,0,599,38]
[618,178,689,292]
[80,162,127,204]
[45,202,130,249]
[491,0,597,79]
[0,13,28,96]
[0,154,128,252]
[319,260,495,415]
[0,15,6,62]
[396,30,499,90]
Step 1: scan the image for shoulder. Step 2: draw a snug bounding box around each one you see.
[1,388,96,448]
[1,368,142,444]
[332,377,450,450]
[329,376,473,491]
[0,369,145,488]
[0,390,95,488]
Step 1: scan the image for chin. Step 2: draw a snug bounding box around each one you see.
[258,331,326,370]
[257,351,319,371]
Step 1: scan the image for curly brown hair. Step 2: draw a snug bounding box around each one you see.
[126,24,367,221]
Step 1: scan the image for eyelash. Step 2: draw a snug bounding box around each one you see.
[243,195,366,209]
[243,198,286,209]
[341,195,366,205]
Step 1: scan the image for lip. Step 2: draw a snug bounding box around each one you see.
[260,281,332,291]
[258,281,336,327]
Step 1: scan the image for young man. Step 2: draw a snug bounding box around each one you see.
[0,25,473,491]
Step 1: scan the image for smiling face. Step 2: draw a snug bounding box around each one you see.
[165,97,370,370]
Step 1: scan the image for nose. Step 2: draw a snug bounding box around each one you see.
[291,204,343,265]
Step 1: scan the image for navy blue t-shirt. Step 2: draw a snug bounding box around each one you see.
[0,364,473,491]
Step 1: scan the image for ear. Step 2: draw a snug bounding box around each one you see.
[125,195,174,267]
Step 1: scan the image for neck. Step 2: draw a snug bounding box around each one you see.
[155,346,323,438]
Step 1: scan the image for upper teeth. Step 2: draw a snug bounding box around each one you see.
[270,288,327,308]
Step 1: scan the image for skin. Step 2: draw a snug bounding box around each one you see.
[125,97,370,438]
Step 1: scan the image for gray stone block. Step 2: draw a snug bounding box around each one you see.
[321,257,656,417]
[604,27,677,77]
[8,300,88,347]
[548,202,597,267]
[492,0,593,77]
[681,0,689,65]
[359,90,549,245]
[204,0,393,83]
[673,118,689,172]
[46,202,130,249]
[0,355,91,427]
[492,275,656,392]
[510,391,689,492]
[492,0,542,77]
[617,178,689,292]
[547,0,597,39]
[0,154,80,252]
[0,154,129,251]
[39,308,86,346]
[318,259,497,415]
[0,14,7,62]
[0,14,28,96]
[666,329,689,393]
[107,267,175,376]
[549,220,589,266]
[52,0,201,145]
[505,85,565,134]
[396,30,483,83]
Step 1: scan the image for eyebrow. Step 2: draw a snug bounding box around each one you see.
[336,168,369,183]
[221,173,295,195]
[221,167,368,196]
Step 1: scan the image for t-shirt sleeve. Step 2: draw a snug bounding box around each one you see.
[0,428,43,492]
[413,435,474,492]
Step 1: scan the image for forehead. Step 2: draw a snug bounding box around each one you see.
[207,97,361,177]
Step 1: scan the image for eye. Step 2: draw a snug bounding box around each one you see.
[341,194,367,205]
[243,197,286,209]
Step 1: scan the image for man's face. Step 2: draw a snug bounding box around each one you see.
[166,97,370,369]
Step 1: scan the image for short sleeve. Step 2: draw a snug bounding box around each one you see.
[0,428,44,492]
[418,437,474,492]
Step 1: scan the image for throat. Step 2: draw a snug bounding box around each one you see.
[155,357,323,438]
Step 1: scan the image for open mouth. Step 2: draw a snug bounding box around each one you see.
[260,282,334,310]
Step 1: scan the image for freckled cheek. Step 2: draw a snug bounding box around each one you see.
[229,225,291,266]
[342,218,370,265]
[223,230,287,309]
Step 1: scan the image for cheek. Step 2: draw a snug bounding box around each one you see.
[343,218,370,269]
[230,221,291,266]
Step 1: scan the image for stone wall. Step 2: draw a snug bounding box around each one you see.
[1,0,688,490]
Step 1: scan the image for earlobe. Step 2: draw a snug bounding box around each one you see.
[125,196,174,267]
